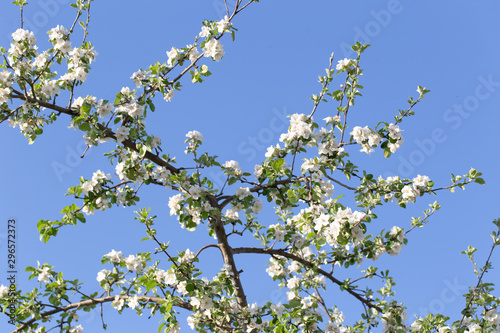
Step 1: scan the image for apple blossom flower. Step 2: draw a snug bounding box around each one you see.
[124,255,143,273]
[287,276,301,289]
[163,88,175,102]
[336,58,353,71]
[187,45,201,63]
[105,249,124,263]
[166,47,179,66]
[217,15,232,32]
[55,39,72,53]
[235,187,251,200]
[48,25,68,41]
[38,267,52,283]
[401,185,418,201]
[413,174,430,188]
[179,249,195,263]
[128,295,139,309]
[223,160,242,175]
[69,325,83,333]
[203,39,224,62]
[199,26,210,38]
[115,126,130,143]
[0,87,11,104]
[96,269,110,282]
[186,130,203,141]
[112,296,124,311]
[97,103,113,118]
[168,194,183,215]
[0,285,9,298]
[130,69,148,88]
[252,199,263,214]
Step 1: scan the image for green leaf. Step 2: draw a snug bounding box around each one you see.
[79,122,90,131]
[287,189,298,204]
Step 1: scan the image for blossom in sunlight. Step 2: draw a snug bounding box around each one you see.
[112,296,124,311]
[336,58,353,71]
[115,126,130,143]
[96,269,110,282]
[186,130,204,141]
[38,267,52,283]
[223,160,242,175]
[217,15,232,32]
[412,174,430,188]
[203,39,224,61]
[105,249,125,263]
[128,295,140,309]
[0,285,9,298]
[68,325,83,333]
[166,47,179,66]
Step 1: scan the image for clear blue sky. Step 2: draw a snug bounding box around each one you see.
[1,1,500,332]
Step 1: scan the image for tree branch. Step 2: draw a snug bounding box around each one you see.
[12,295,191,333]
[232,247,382,312]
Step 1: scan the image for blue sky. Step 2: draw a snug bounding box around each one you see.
[1,0,500,332]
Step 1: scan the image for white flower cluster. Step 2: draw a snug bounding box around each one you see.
[401,174,430,202]
[197,16,231,62]
[0,285,9,298]
[264,144,282,159]
[166,45,201,67]
[336,58,354,71]
[8,28,37,63]
[0,71,12,105]
[81,169,111,195]
[279,113,313,146]
[104,250,143,273]
[80,169,113,215]
[350,126,382,154]
[124,254,144,273]
[381,306,408,332]
[185,130,204,154]
[68,325,83,333]
[387,123,404,153]
[96,269,110,282]
[130,69,148,88]
[324,208,365,246]
[186,130,204,141]
[117,101,144,118]
[222,159,242,176]
[48,25,71,53]
[59,44,98,83]
[217,15,232,33]
[106,249,125,263]
[266,257,286,278]
[168,189,214,230]
[484,309,500,326]
[350,123,404,154]
[40,80,60,99]
[387,226,406,256]
[202,39,224,62]
[225,186,263,220]
[38,266,52,283]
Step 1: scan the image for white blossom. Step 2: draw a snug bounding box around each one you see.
[186,130,204,141]
[38,267,52,283]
